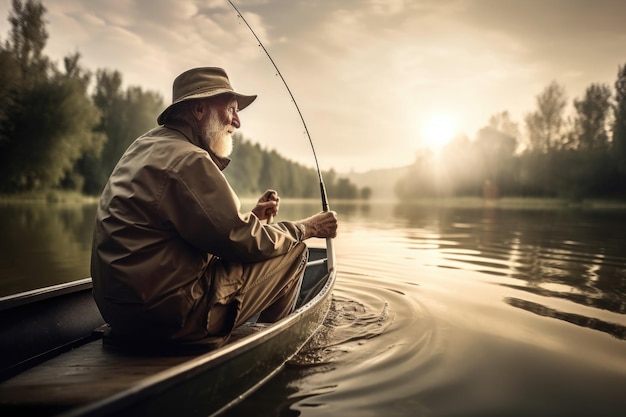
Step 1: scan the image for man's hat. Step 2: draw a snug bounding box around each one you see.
[157,67,257,125]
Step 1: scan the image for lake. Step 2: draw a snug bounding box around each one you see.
[1,198,625,416]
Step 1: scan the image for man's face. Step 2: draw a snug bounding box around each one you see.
[201,96,240,157]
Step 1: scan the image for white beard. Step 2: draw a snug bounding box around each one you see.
[203,110,233,157]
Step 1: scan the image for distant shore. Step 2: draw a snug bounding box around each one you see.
[0,191,98,204]
[393,196,626,209]
[2,191,625,209]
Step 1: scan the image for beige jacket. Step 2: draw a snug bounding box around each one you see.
[91,122,304,341]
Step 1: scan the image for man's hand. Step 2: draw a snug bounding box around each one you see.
[298,211,338,240]
[252,189,280,223]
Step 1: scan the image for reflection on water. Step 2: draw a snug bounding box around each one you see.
[0,202,95,296]
[505,297,626,340]
[391,201,626,331]
[2,199,626,415]
[227,199,626,416]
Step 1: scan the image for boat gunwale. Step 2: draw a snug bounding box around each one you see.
[0,278,93,312]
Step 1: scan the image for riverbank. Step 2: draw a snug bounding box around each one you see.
[0,191,98,204]
[2,191,626,210]
[393,196,626,209]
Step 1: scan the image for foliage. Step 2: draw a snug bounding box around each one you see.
[524,81,568,152]
[0,1,363,199]
[394,150,439,198]
[474,126,517,191]
[613,64,626,174]
[76,70,163,195]
[0,48,20,139]
[226,135,366,199]
[8,0,48,88]
[572,83,612,151]
[397,68,626,201]
[0,1,102,192]
[0,1,623,202]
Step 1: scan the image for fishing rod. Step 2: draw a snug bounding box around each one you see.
[228,0,336,272]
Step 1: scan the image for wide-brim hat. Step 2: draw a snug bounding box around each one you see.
[157,67,257,125]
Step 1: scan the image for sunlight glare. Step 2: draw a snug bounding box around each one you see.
[420,113,457,152]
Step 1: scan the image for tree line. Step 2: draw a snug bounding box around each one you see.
[397,66,626,201]
[0,0,365,200]
[226,135,371,199]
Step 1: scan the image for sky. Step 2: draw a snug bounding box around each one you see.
[0,0,625,173]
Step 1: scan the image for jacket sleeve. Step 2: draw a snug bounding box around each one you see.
[157,148,303,263]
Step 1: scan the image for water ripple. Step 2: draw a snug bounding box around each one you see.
[286,276,443,416]
[224,203,626,417]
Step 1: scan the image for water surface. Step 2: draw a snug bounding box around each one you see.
[1,199,625,416]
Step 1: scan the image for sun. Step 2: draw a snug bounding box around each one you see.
[420,113,458,152]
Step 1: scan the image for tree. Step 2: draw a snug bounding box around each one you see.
[394,150,437,199]
[258,150,285,194]
[0,56,102,191]
[224,135,258,195]
[474,125,517,195]
[572,83,612,151]
[8,0,48,87]
[524,81,568,152]
[0,0,45,144]
[77,69,163,194]
[332,178,358,199]
[122,86,162,141]
[0,3,102,192]
[613,63,626,174]
[226,137,354,199]
[0,48,20,141]
[489,111,521,145]
[440,134,481,196]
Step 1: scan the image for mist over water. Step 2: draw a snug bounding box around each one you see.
[1,199,625,416]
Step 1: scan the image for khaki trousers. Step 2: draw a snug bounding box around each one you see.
[206,242,308,337]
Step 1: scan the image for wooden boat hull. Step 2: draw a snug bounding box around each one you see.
[0,247,335,417]
[0,279,104,379]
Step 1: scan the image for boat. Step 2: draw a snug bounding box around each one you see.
[0,246,335,417]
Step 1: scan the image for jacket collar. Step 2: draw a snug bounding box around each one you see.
[163,121,231,171]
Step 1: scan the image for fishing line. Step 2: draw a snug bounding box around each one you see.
[227,0,335,271]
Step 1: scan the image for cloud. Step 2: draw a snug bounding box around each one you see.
[0,0,624,172]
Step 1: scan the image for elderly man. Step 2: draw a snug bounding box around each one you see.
[91,67,337,347]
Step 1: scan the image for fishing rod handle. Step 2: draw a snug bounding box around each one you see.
[325,237,336,273]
